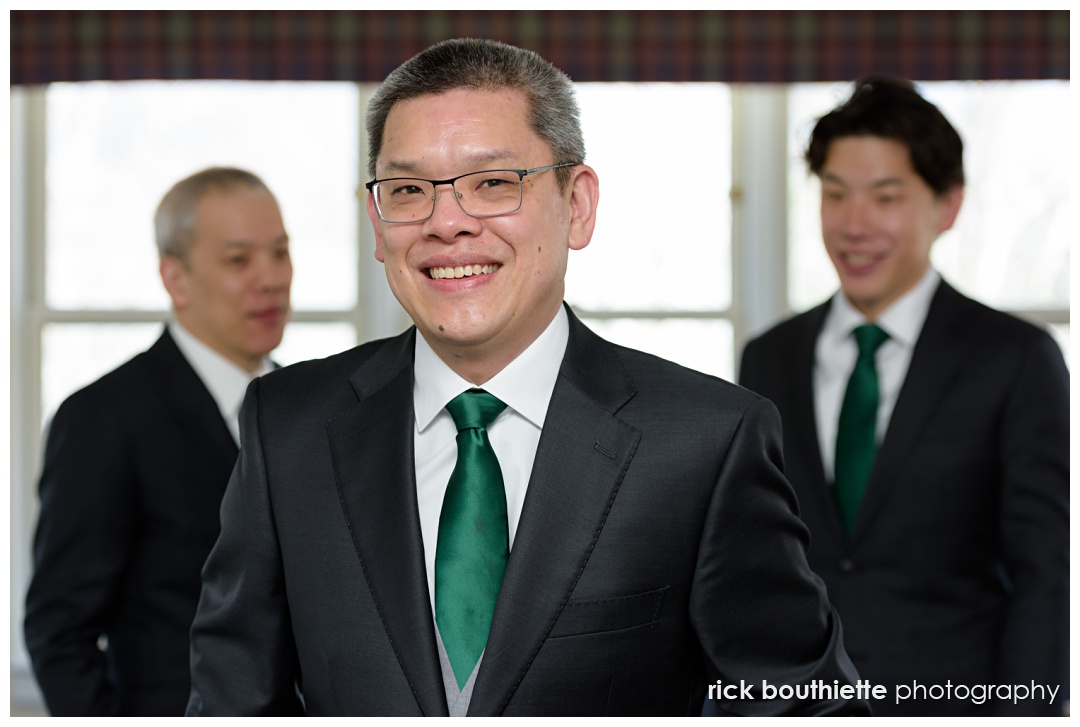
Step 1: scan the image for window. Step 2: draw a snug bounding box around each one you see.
[9,79,1068,714]
[570,83,734,380]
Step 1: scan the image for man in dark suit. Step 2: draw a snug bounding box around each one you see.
[739,77,1068,716]
[186,39,867,717]
[24,167,293,716]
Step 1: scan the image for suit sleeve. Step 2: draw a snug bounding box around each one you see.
[23,390,136,716]
[994,332,1069,715]
[690,397,871,716]
[187,378,304,716]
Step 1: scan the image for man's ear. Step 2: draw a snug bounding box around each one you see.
[159,255,189,309]
[937,185,965,234]
[366,192,386,263]
[567,165,599,252]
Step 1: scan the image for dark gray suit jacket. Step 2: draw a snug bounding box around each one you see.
[188,307,868,716]
[739,281,1069,716]
[25,328,238,716]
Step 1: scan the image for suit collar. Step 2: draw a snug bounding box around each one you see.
[789,302,835,533]
[328,328,451,716]
[144,327,238,471]
[167,320,272,440]
[412,305,569,432]
[824,268,940,350]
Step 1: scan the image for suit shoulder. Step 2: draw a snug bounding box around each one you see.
[255,333,409,401]
[938,290,1063,367]
[51,345,160,418]
[960,295,1057,343]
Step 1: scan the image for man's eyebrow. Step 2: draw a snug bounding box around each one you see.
[382,150,519,177]
[382,160,422,176]
[821,172,905,189]
[221,233,290,248]
[461,150,518,168]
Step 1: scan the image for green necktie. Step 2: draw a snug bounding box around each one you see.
[834,323,890,535]
[435,388,509,690]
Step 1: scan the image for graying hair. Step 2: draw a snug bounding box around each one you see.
[365,38,585,189]
[154,167,276,260]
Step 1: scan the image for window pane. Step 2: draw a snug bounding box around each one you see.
[579,317,734,382]
[568,84,732,312]
[46,81,359,311]
[787,81,1070,312]
[41,323,163,426]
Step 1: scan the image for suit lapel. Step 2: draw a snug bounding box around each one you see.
[788,304,844,540]
[851,282,975,543]
[145,328,238,473]
[468,308,641,716]
[326,329,449,716]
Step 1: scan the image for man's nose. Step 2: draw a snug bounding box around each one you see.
[841,199,871,236]
[256,252,292,292]
[423,183,482,240]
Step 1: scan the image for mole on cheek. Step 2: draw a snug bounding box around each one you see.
[439,325,445,331]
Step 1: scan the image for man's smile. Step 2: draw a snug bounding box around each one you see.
[427,263,501,280]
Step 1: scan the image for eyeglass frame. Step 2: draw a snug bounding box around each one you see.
[364,162,580,223]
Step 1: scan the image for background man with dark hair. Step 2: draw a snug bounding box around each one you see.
[187,38,867,717]
[24,167,292,716]
[739,77,1068,716]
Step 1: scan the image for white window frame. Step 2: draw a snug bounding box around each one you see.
[7,81,1068,715]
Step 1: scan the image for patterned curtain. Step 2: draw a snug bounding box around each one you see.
[11,10,1069,85]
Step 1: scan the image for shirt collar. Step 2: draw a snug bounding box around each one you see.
[824,267,940,348]
[169,320,273,418]
[413,305,569,433]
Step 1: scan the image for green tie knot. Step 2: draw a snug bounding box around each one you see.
[446,389,507,432]
[853,323,889,360]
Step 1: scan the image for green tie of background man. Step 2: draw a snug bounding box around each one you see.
[435,388,509,690]
[834,323,890,535]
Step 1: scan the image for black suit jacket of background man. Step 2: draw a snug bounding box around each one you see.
[739,281,1069,716]
[187,307,869,716]
[25,328,238,716]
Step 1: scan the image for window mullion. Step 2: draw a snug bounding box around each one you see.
[730,84,790,374]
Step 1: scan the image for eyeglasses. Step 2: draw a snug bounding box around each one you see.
[365,162,579,223]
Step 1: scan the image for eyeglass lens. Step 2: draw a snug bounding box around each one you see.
[375,170,523,222]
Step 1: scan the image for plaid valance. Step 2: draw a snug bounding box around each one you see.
[11,10,1069,86]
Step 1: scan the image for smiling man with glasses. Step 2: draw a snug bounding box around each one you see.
[187,38,867,717]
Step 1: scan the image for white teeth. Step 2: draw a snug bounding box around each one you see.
[428,263,501,280]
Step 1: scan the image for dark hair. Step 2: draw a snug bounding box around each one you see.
[805,75,964,195]
[155,166,276,260]
[365,38,584,190]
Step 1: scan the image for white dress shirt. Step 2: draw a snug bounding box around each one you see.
[814,268,940,483]
[169,320,275,444]
[413,306,569,615]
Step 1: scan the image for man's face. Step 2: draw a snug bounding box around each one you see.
[368,87,596,382]
[819,136,963,319]
[161,188,292,372]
